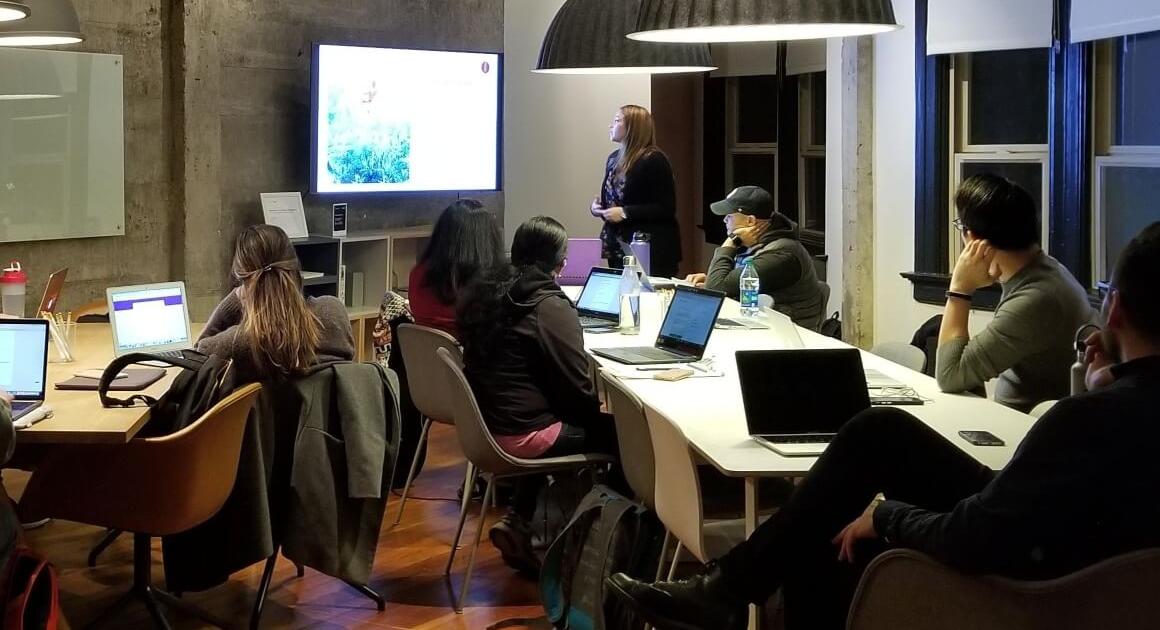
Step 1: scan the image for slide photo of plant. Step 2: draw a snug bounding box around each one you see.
[325,80,412,185]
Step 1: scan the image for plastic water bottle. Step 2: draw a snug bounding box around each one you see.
[630,232,652,278]
[619,255,642,334]
[1,261,27,317]
[739,260,760,318]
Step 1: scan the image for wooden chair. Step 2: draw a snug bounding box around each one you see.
[19,383,262,629]
[847,548,1160,630]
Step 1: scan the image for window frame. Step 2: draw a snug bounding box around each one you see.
[725,76,779,200]
[798,71,826,246]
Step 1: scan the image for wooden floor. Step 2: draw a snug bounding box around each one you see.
[7,424,548,629]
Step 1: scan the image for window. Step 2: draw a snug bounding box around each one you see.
[1092,31,1160,285]
[799,72,826,243]
[726,75,778,198]
[947,49,1050,264]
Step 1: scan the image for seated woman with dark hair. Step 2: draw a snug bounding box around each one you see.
[408,199,504,338]
[458,216,618,574]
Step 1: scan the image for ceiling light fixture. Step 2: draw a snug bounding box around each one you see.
[535,0,715,74]
[0,0,82,46]
[630,0,899,43]
[0,2,30,22]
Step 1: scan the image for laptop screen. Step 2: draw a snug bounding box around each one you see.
[0,320,49,400]
[656,287,724,355]
[575,269,622,317]
[109,283,191,352]
[736,349,871,436]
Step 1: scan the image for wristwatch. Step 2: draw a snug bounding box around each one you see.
[946,290,973,302]
[728,234,743,248]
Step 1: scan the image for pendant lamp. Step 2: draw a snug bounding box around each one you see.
[0,0,82,46]
[535,0,715,74]
[630,0,899,43]
[0,2,30,22]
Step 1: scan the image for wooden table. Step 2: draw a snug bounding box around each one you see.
[20,323,204,445]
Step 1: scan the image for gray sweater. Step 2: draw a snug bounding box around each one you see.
[196,290,356,383]
[936,252,1097,412]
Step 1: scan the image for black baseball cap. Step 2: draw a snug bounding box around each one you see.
[710,186,775,219]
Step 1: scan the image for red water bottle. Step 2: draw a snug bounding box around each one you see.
[1,261,28,317]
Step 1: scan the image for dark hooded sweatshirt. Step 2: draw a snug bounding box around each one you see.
[463,267,602,437]
[705,211,826,330]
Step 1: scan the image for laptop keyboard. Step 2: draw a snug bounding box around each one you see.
[580,316,615,328]
[10,401,34,414]
[771,434,836,444]
[616,347,689,362]
[150,350,185,360]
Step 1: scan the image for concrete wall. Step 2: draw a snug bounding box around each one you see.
[3,0,504,318]
[502,0,651,247]
[0,1,173,314]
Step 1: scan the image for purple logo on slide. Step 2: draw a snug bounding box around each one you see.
[481,61,491,74]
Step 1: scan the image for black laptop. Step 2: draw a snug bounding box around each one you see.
[574,267,622,329]
[590,285,725,365]
[737,349,871,456]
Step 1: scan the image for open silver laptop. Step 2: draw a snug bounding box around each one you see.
[0,319,49,420]
[106,281,193,359]
[738,349,871,456]
[590,286,725,365]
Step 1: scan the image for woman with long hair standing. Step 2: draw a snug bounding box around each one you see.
[197,224,355,381]
[408,199,504,338]
[458,216,619,574]
[591,104,680,278]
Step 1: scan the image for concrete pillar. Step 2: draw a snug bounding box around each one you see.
[840,37,875,349]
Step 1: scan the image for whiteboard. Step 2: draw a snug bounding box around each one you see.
[0,48,125,243]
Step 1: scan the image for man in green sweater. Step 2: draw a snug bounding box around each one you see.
[685,186,826,330]
[937,174,1097,412]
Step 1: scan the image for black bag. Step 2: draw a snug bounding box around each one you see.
[819,311,842,340]
[99,351,238,437]
[540,485,665,630]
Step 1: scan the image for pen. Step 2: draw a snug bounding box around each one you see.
[636,366,672,371]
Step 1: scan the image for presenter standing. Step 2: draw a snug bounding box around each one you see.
[591,105,681,278]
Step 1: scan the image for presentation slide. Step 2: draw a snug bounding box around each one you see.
[111,287,190,351]
[0,324,47,397]
[314,45,500,193]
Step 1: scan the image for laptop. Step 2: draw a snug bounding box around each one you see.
[558,238,604,286]
[37,268,68,315]
[590,285,725,365]
[574,267,622,329]
[738,349,871,456]
[106,281,194,359]
[0,319,49,420]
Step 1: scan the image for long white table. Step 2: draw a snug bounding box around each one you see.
[570,288,1036,628]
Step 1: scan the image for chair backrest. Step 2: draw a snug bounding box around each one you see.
[870,341,926,372]
[848,548,1160,630]
[435,346,522,475]
[1029,400,1057,419]
[600,372,656,509]
[758,294,774,310]
[18,383,262,536]
[644,409,707,562]
[397,323,462,425]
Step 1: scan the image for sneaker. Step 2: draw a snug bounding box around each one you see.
[489,513,541,576]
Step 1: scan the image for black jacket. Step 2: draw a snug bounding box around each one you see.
[464,268,602,437]
[600,150,681,277]
[876,356,1160,580]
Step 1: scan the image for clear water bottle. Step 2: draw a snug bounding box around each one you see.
[619,255,642,334]
[739,260,760,318]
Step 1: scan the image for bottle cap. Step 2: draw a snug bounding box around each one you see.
[1,261,26,285]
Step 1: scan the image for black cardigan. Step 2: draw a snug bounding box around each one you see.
[600,149,681,277]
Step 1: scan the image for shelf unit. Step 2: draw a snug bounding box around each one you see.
[291,226,433,361]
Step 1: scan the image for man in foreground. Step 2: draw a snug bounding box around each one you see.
[608,222,1160,630]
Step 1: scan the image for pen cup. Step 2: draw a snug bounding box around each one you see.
[658,288,675,319]
[49,321,76,363]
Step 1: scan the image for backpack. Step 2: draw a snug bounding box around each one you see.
[819,311,842,340]
[0,492,58,630]
[540,485,665,630]
[99,351,238,437]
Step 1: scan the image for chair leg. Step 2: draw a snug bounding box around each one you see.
[654,531,671,581]
[667,544,682,581]
[250,553,279,630]
[87,528,123,568]
[458,462,476,527]
[444,470,478,576]
[345,581,386,611]
[392,417,432,526]
[455,477,495,613]
[139,587,173,630]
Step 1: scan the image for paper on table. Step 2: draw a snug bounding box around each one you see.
[260,192,309,239]
[599,364,725,380]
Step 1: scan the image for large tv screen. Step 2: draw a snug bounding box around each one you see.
[311,44,502,194]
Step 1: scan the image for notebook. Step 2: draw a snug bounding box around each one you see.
[590,286,725,365]
[0,319,49,421]
[106,281,194,359]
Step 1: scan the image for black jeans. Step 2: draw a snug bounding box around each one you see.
[717,407,995,629]
[511,412,620,521]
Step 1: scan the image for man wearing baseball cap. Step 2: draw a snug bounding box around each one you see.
[686,186,826,330]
